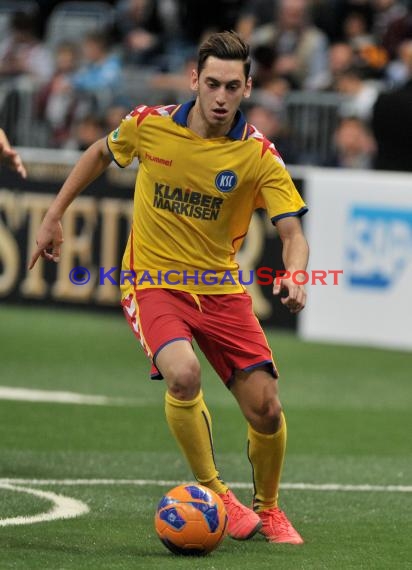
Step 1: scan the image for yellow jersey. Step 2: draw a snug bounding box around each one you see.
[106,100,307,295]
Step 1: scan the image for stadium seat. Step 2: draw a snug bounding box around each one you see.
[45,1,114,47]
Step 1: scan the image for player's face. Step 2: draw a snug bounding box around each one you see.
[191,57,252,136]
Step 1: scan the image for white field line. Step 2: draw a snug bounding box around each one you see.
[0,483,89,527]
[0,386,134,406]
[1,479,411,493]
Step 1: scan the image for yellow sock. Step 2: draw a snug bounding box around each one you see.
[165,390,228,495]
[247,411,287,512]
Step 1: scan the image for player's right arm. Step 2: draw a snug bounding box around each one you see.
[28,137,112,269]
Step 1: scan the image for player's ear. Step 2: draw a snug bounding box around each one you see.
[243,76,252,99]
[190,69,199,92]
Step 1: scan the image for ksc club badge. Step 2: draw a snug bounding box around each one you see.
[215,170,237,192]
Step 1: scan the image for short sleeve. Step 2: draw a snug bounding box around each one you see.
[106,106,145,168]
[255,141,308,224]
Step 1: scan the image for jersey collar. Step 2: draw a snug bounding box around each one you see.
[171,100,248,140]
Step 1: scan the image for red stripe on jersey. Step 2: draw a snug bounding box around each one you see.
[267,143,285,167]
[248,124,285,165]
[163,104,178,114]
[129,104,178,128]
[260,137,272,158]
[127,105,145,118]
[135,105,155,127]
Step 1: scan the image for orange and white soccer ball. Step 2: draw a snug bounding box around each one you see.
[154,483,228,555]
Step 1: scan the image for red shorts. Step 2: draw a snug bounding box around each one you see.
[121,289,278,385]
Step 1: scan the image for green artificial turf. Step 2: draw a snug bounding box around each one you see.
[0,305,411,569]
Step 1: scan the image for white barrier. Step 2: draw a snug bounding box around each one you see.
[300,168,412,351]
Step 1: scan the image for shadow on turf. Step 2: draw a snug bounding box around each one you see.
[3,532,272,557]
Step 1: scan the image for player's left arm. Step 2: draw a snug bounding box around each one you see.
[0,128,27,178]
[274,216,309,314]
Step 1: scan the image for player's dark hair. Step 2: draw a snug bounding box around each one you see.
[198,31,251,80]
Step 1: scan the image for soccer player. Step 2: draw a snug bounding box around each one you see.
[29,31,308,545]
[0,128,27,178]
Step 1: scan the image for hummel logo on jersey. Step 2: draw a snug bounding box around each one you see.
[215,170,238,192]
[145,152,173,167]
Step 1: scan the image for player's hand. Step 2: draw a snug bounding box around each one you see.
[0,141,27,179]
[28,217,64,269]
[273,277,306,314]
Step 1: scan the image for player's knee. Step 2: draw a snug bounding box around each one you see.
[166,358,201,400]
[264,397,282,422]
[265,398,282,430]
[250,397,282,433]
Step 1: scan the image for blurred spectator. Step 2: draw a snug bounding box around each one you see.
[37,42,80,146]
[325,116,376,168]
[372,43,412,171]
[36,30,122,149]
[316,0,374,42]
[372,0,410,59]
[64,115,105,151]
[1,0,411,161]
[236,0,279,42]
[0,11,53,83]
[343,10,374,47]
[322,42,356,90]
[251,0,330,90]
[71,32,121,95]
[335,67,381,121]
[343,10,388,78]
[385,38,412,86]
[259,75,293,103]
[114,0,164,65]
[383,10,412,60]
[245,100,300,164]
